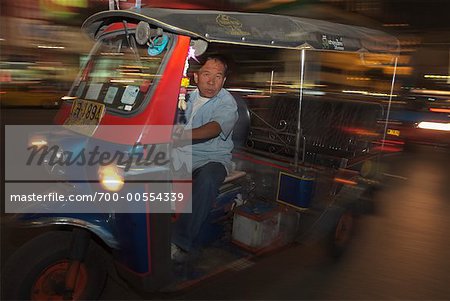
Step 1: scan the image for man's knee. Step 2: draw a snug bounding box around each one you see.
[194,162,227,185]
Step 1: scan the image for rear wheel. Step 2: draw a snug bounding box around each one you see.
[299,207,355,260]
[3,230,108,300]
[330,211,354,258]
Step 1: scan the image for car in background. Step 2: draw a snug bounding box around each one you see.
[386,91,450,149]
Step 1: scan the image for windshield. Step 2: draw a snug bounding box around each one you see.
[69,31,170,113]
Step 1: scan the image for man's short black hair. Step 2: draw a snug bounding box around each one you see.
[202,54,229,76]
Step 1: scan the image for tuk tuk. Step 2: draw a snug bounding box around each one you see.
[3,5,400,300]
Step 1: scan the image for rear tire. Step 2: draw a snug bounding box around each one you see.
[300,207,354,260]
[329,210,354,259]
[2,230,108,300]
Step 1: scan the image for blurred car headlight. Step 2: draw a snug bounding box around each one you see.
[417,121,450,131]
[98,165,124,192]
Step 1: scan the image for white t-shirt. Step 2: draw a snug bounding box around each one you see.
[187,93,210,127]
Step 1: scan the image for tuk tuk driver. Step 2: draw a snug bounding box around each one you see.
[172,55,238,261]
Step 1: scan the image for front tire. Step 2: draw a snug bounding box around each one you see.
[3,230,107,300]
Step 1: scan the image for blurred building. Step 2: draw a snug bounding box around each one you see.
[1,0,448,109]
[0,0,99,106]
[246,0,450,113]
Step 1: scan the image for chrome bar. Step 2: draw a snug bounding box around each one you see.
[294,49,306,172]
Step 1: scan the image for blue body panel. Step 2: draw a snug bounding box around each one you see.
[13,132,153,274]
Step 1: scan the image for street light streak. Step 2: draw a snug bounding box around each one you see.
[37,45,65,49]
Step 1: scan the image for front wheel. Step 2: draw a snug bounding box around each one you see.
[3,230,108,300]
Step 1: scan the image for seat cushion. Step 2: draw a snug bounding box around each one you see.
[223,170,246,183]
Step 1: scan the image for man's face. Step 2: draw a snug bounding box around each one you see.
[194,59,226,98]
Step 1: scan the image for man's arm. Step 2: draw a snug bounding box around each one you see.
[184,121,221,140]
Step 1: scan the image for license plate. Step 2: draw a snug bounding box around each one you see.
[67,99,105,124]
[387,129,400,136]
[64,99,105,135]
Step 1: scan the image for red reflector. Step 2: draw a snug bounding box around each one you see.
[381,139,405,145]
[430,108,450,113]
[334,177,357,185]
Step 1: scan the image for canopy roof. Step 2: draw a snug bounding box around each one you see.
[82,7,399,54]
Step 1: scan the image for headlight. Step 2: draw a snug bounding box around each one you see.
[417,121,450,131]
[98,165,124,192]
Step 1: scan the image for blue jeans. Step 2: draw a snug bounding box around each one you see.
[172,162,227,252]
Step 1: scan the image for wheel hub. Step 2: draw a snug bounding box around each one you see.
[31,260,88,301]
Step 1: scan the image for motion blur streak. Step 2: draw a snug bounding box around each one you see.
[417,121,450,131]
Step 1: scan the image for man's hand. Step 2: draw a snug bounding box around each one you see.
[172,124,189,147]
[172,122,222,147]
[172,124,185,139]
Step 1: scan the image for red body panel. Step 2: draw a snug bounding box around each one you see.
[54,35,191,145]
